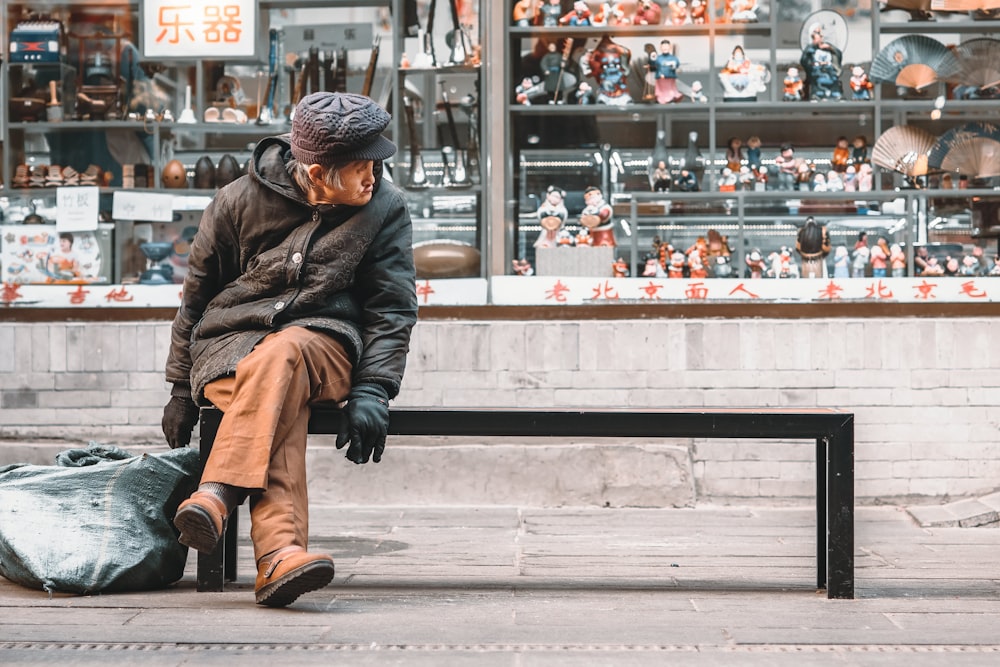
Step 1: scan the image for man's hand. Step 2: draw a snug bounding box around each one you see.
[162,394,200,449]
[336,384,390,464]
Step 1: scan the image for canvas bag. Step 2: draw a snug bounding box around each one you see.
[0,444,199,594]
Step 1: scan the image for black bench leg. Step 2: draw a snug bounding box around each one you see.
[826,416,855,600]
[816,437,827,592]
[196,409,234,592]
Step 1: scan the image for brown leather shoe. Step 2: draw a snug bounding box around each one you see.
[255,546,335,607]
[173,491,227,554]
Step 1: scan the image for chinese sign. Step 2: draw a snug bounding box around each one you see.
[56,186,100,232]
[492,276,999,304]
[112,191,175,222]
[143,0,257,58]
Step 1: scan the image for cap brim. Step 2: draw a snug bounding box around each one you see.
[337,134,397,163]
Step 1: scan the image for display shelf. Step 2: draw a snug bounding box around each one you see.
[877,20,1000,34]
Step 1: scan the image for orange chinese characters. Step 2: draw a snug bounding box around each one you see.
[817,281,843,300]
[545,280,571,302]
[68,285,90,305]
[913,280,937,300]
[415,280,435,304]
[1,283,23,304]
[864,280,893,299]
[204,4,243,43]
[959,281,987,299]
[157,5,197,44]
[591,281,620,300]
[727,282,759,299]
[685,281,709,300]
[104,287,134,303]
[640,281,664,300]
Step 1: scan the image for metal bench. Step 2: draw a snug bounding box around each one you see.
[196,407,855,599]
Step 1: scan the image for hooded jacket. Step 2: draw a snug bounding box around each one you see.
[165,135,417,404]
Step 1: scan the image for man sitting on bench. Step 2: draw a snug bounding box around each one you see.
[160,91,418,608]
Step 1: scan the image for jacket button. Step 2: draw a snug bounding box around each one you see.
[274,301,285,310]
[292,252,303,264]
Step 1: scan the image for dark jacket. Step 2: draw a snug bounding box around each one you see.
[165,134,417,404]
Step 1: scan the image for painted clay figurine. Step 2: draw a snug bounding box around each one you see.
[587,36,633,105]
[850,66,873,100]
[800,23,843,100]
[580,186,616,246]
[650,40,683,104]
[534,185,569,248]
[559,1,593,26]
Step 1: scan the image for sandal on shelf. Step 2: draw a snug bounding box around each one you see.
[28,165,48,188]
[62,165,80,186]
[79,164,102,184]
[12,164,30,188]
[45,164,64,186]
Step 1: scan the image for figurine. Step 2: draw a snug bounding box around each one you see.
[587,36,633,105]
[851,245,869,278]
[738,166,755,190]
[831,136,850,173]
[534,185,568,248]
[652,160,672,192]
[774,143,799,191]
[843,165,857,192]
[512,258,534,275]
[869,240,887,277]
[650,40,684,104]
[580,186,616,246]
[796,160,815,190]
[690,0,707,23]
[559,1,593,26]
[576,227,593,246]
[730,0,759,23]
[557,228,575,246]
[675,169,700,192]
[922,255,944,276]
[856,163,874,192]
[642,254,666,277]
[688,80,707,103]
[832,246,850,278]
[849,65,873,100]
[568,81,597,105]
[718,167,738,192]
[891,243,907,277]
[718,45,768,101]
[667,0,690,25]
[745,135,762,173]
[826,170,844,192]
[538,0,563,27]
[540,41,577,102]
[849,135,870,166]
[783,66,804,101]
[745,248,767,279]
[595,2,629,25]
[515,75,547,105]
[754,165,768,191]
[512,0,536,26]
[633,0,662,25]
[706,229,732,276]
[687,249,707,278]
[795,216,831,278]
[800,23,843,101]
[612,257,629,277]
[811,173,827,192]
[668,250,686,278]
[725,136,743,171]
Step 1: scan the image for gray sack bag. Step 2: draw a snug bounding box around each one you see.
[0,444,199,594]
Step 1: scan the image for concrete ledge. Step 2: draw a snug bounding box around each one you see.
[906,496,1000,528]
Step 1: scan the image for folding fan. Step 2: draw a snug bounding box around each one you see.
[870,35,962,90]
[928,122,1000,179]
[949,38,1000,89]
[872,126,937,177]
[930,0,1000,11]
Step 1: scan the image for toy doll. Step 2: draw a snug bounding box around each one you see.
[652,160,672,192]
[811,173,827,192]
[595,2,629,25]
[826,170,844,192]
[796,216,831,278]
[831,136,850,173]
[634,0,663,25]
[832,246,850,278]
[576,227,592,246]
[687,249,707,278]
[990,257,1000,276]
[783,66,804,101]
[689,0,707,22]
[650,40,684,104]
[850,66,873,100]
[580,185,616,246]
[675,169,700,192]
[720,45,751,95]
[842,165,857,192]
[774,143,799,191]
[738,166,755,190]
[869,240,887,277]
[922,255,944,276]
[800,23,843,101]
[612,257,629,277]
[796,161,814,190]
[557,228,575,246]
[718,167,738,192]
[560,1,593,26]
[642,254,666,277]
[754,165,768,191]
[587,36,633,105]
[538,0,563,27]
[534,185,569,248]
[745,248,766,279]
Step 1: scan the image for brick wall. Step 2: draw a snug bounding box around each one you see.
[1,318,998,504]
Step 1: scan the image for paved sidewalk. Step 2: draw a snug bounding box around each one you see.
[2,504,999,666]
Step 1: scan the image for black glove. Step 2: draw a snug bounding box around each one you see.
[162,393,200,449]
[336,384,390,464]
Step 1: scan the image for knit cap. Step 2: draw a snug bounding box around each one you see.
[291,92,396,165]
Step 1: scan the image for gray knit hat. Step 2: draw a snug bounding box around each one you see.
[291,92,396,165]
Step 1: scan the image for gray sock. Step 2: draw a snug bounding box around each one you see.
[199,481,243,511]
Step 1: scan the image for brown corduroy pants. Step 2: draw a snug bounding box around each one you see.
[201,326,353,561]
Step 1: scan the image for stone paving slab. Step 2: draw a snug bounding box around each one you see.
[1,505,1000,666]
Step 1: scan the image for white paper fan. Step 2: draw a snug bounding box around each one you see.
[872,126,938,177]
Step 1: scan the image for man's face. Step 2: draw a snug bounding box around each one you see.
[311,160,376,206]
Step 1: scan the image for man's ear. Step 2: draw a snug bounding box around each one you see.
[305,163,325,184]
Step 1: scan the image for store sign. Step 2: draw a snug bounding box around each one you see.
[56,186,100,232]
[112,191,175,222]
[142,0,257,59]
